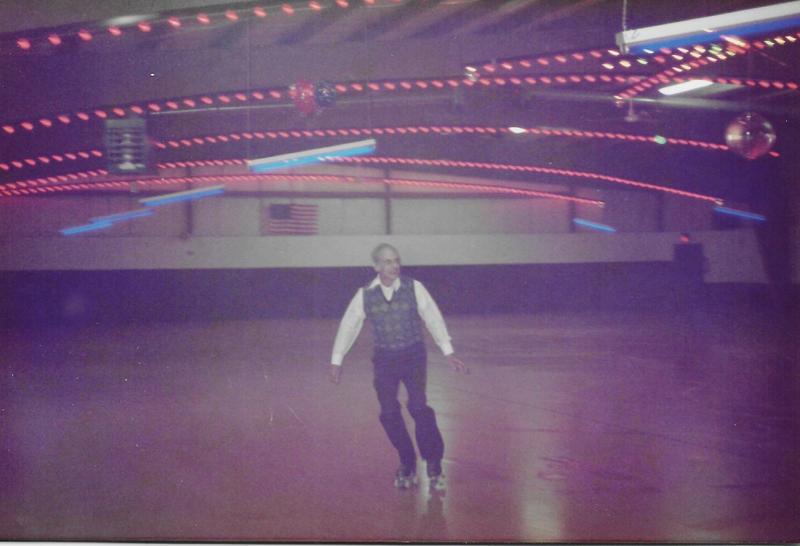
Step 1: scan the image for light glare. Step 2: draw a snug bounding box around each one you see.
[658,79,714,95]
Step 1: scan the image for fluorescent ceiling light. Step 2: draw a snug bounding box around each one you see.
[105,14,152,26]
[713,206,766,221]
[658,79,714,96]
[616,0,800,54]
[60,221,114,236]
[139,185,225,207]
[90,208,154,223]
[247,139,376,173]
[573,218,616,233]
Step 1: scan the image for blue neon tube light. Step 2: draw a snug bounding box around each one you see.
[573,218,617,233]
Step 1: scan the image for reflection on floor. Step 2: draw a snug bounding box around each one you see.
[1,309,798,542]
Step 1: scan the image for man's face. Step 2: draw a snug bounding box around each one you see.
[374,247,401,286]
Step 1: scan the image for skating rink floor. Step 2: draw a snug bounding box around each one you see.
[1,308,798,543]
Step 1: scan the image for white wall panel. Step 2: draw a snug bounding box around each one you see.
[338,199,385,235]
[663,195,714,232]
[0,231,768,284]
[486,199,570,233]
[393,199,481,234]
[693,229,767,283]
[574,187,605,226]
[192,198,261,236]
[602,190,660,232]
[392,198,567,235]
[127,202,188,238]
[0,196,138,236]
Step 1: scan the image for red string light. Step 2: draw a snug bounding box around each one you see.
[0,148,104,172]
[464,33,795,101]
[0,169,108,193]
[5,4,794,81]
[323,156,723,203]
[0,1,426,66]
[465,45,639,77]
[617,44,749,99]
[11,69,797,141]
[0,168,604,206]
[145,125,732,154]
[0,159,719,205]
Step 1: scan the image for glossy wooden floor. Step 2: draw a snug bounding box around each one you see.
[1,308,798,542]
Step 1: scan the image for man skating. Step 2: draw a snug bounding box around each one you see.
[328,243,468,490]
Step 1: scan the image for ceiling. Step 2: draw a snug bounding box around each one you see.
[0,0,797,206]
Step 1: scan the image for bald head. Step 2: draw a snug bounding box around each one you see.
[371,243,400,264]
[371,243,401,286]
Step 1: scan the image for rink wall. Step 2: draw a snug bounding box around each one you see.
[0,167,777,326]
[0,256,707,327]
[0,231,765,328]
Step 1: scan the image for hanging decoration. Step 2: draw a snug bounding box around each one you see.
[724,111,776,160]
[314,81,337,107]
[289,80,318,117]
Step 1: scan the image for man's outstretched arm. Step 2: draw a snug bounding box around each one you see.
[328,288,366,385]
[415,280,469,375]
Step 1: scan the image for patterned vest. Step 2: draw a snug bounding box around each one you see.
[363,277,424,351]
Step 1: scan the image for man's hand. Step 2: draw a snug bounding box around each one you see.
[328,363,342,384]
[446,354,469,374]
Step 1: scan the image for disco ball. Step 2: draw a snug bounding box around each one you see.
[724,112,776,160]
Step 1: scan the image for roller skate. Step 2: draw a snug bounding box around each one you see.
[427,460,446,492]
[394,464,418,489]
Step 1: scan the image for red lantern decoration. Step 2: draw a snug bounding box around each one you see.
[289,80,318,117]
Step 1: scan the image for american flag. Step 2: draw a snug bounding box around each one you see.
[263,203,318,235]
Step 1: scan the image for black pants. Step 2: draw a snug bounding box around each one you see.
[372,342,444,469]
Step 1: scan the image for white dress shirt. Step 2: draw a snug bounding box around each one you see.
[331,276,454,366]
